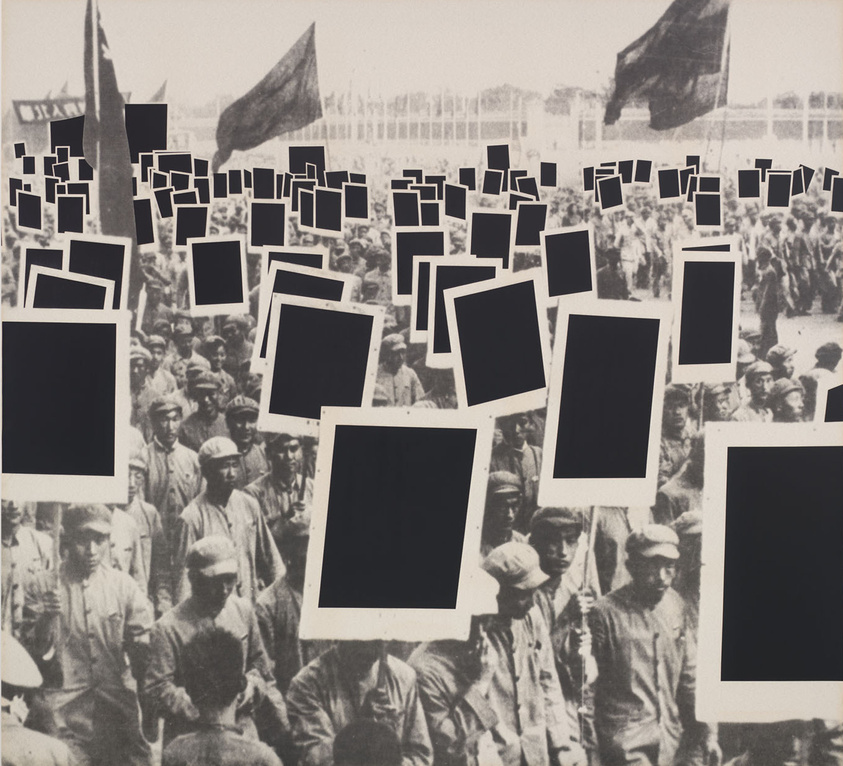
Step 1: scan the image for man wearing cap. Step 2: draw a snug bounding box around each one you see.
[145,335,178,397]
[653,433,704,525]
[731,362,774,422]
[221,315,254,384]
[123,456,172,617]
[658,386,694,489]
[287,640,433,766]
[143,396,203,565]
[376,334,425,407]
[702,383,735,422]
[490,414,543,531]
[202,335,238,409]
[768,379,806,423]
[145,536,287,749]
[1,631,75,766]
[174,437,283,604]
[225,396,269,489]
[334,248,363,303]
[766,344,797,381]
[130,346,158,442]
[481,472,528,557]
[754,246,780,358]
[164,318,210,390]
[245,432,313,541]
[105,494,147,597]
[529,508,597,758]
[589,525,718,766]
[20,505,154,766]
[2,500,52,640]
[596,248,630,301]
[800,341,843,419]
[178,371,230,453]
[139,279,173,337]
[421,541,580,766]
[362,248,392,305]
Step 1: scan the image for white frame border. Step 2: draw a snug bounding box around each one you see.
[186,235,250,317]
[539,223,598,306]
[25,265,115,310]
[66,233,132,311]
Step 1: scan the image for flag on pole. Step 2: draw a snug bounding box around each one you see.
[83,0,140,307]
[58,81,69,96]
[148,79,167,103]
[604,0,730,130]
[212,22,322,172]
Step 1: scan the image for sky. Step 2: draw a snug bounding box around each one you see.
[2,0,842,108]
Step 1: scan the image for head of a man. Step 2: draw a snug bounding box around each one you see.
[186,536,239,614]
[816,342,843,372]
[64,504,112,578]
[483,541,548,620]
[336,641,384,682]
[222,316,248,347]
[335,252,353,274]
[381,334,407,374]
[529,507,583,579]
[191,372,221,419]
[173,321,194,356]
[704,383,733,422]
[483,472,522,544]
[127,458,146,504]
[199,437,241,497]
[663,386,690,437]
[225,396,260,450]
[769,379,805,422]
[1,499,23,536]
[150,397,183,448]
[277,516,309,592]
[130,348,151,390]
[267,433,302,485]
[745,361,774,407]
[182,627,245,715]
[767,345,796,380]
[203,336,227,373]
[626,525,680,606]
[502,413,531,449]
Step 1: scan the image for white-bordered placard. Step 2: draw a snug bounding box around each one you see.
[538,296,672,507]
[257,295,385,437]
[18,244,67,309]
[297,186,346,238]
[186,235,250,317]
[250,260,356,371]
[1,308,131,503]
[391,225,449,307]
[425,256,500,370]
[299,405,495,641]
[247,199,286,254]
[539,223,598,305]
[513,201,548,252]
[467,208,516,269]
[409,255,438,344]
[66,233,132,310]
[813,374,843,423]
[261,245,328,275]
[25,265,115,310]
[173,204,209,250]
[444,268,551,416]
[697,422,843,723]
[670,246,741,385]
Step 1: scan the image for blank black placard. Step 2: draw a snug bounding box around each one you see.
[250,202,285,248]
[583,167,595,192]
[658,168,681,199]
[30,273,109,309]
[738,169,761,198]
[228,170,243,195]
[175,206,208,247]
[319,424,475,608]
[326,170,350,189]
[172,190,198,206]
[158,152,192,175]
[17,193,41,230]
[133,199,155,245]
[2,321,115,475]
[213,173,228,198]
[23,248,63,299]
[50,116,85,156]
[678,261,734,365]
[459,167,476,191]
[445,184,467,220]
[395,230,446,296]
[482,170,503,195]
[515,204,547,246]
[57,196,84,233]
[170,172,191,191]
[516,176,540,200]
[124,104,168,163]
[598,176,623,209]
[289,146,326,183]
[824,384,843,422]
[634,160,652,183]
[267,250,324,270]
[721,446,843,681]
[695,193,721,227]
[267,303,373,419]
[432,265,497,354]
[420,202,440,227]
[618,160,634,184]
[315,188,342,232]
[68,238,126,309]
[154,188,174,218]
[299,191,314,228]
[540,162,557,187]
[393,191,420,226]
[253,168,275,199]
[454,280,545,405]
[344,184,368,219]
[554,314,659,479]
[767,172,791,208]
[191,240,244,306]
[470,212,512,268]
[415,261,432,331]
[544,230,593,296]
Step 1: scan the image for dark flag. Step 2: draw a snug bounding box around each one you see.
[83,0,140,308]
[212,22,322,172]
[604,0,730,130]
[149,79,167,103]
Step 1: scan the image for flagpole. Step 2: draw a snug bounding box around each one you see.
[92,0,100,172]
[715,20,731,174]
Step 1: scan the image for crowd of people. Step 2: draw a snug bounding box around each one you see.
[2,156,842,766]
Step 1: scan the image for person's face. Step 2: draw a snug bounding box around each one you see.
[533,527,580,578]
[280,537,309,588]
[153,410,182,447]
[487,493,520,538]
[820,351,842,371]
[713,392,732,421]
[190,571,237,612]
[130,358,148,386]
[1,500,23,531]
[210,346,226,372]
[510,418,529,447]
[270,439,302,480]
[228,412,257,447]
[749,373,773,405]
[778,391,804,422]
[150,346,166,370]
[336,257,352,273]
[386,347,406,371]
[380,231,391,249]
[222,324,243,345]
[194,388,219,418]
[205,456,239,493]
[629,554,676,604]
[175,333,193,355]
[497,585,536,620]
[778,357,795,379]
[68,529,109,577]
[664,401,689,432]
[127,467,144,502]
[147,286,163,305]
[337,641,383,679]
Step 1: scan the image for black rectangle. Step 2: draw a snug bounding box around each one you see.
[267,304,373,419]
[822,168,839,192]
[391,178,412,190]
[124,103,168,163]
[23,248,63,298]
[52,162,70,182]
[344,184,368,220]
[678,261,734,365]
[411,184,437,202]
[250,202,285,248]
[45,178,58,205]
[157,152,192,175]
[634,160,652,183]
[554,314,659,479]
[151,171,168,189]
[2,321,116,475]
[349,173,366,184]
[540,162,557,187]
[291,179,316,213]
[544,229,593,296]
[194,177,210,205]
[509,170,527,191]
[172,190,198,206]
[78,158,94,181]
[516,176,540,201]
[299,190,314,228]
[395,230,446,296]
[458,167,476,191]
[514,203,547,246]
[695,193,721,227]
[482,169,503,195]
[315,188,343,231]
[721,446,843,681]
[244,169,254,189]
[191,240,244,306]
[17,193,41,230]
[29,272,109,309]
[618,160,634,184]
[432,264,498,354]
[170,171,191,191]
[213,173,228,198]
[22,156,35,175]
[57,196,84,233]
[403,169,423,183]
[680,167,695,195]
[393,191,420,227]
[9,178,22,207]
[791,168,804,196]
[50,116,85,157]
[68,238,126,309]
[175,206,208,247]
[767,172,791,208]
[326,170,350,190]
[154,187,174,218]
[454,280,545,406]
[598,175,623,210]
[140,153,154,183]
[319,424,474,609]
[253,168,275,199]
[267,250,324,271]
[832,177,843,214]
[133,198,155,245]
[44,156,57,176]
[685,155,700,173]
[14,142,25,158]
[470,212,512,268]
[194,158,209,177]
[420,202,440,226]
[445,184,466,220]
[755,158,773,182]
[289,146,326,183]
[583,166,595,192]
[737,169,760,198]
[228,169,243,195]
[658,168,681,199]
[415,260,432,331]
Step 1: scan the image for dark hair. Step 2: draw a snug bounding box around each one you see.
[182,628,244,709]
[333,720,402,766]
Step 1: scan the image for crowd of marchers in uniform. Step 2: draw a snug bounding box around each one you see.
[2,158,842,766]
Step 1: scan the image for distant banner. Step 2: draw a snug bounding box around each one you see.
[13,93,131,125]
